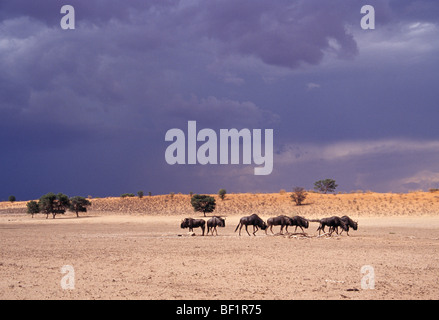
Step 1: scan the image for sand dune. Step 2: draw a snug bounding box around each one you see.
[2,191,438,217]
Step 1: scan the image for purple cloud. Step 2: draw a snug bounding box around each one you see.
[1,0,439,199]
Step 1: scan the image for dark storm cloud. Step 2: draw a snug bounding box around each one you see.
[1,0,439,200]
[188,0,360,68]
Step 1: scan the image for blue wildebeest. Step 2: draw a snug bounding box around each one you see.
[235,214,267,236]
[207,216,225,236]
[289,215,309,233]
[266,215,292,234]
[180,218,206,236]
[337,216,358,236]
[266,215,310,234]
[315,216,348,235]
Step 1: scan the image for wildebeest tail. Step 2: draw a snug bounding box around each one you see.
[234,222,241,232]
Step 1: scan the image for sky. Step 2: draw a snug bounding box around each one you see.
[1,0,439,200]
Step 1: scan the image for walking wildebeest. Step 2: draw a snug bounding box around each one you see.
[316,216,348,235]
[235,214,267,236]
[180,218,205,236]
[290,215,309,233]
[336,216,358,236]
[207,216,225,236]
[266,215,291,234]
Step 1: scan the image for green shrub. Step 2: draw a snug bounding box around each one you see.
[121,193,135,198]
[218,189,227,200]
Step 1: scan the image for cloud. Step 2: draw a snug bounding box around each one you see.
[277,139,439,164]
[1,0,439,199]
[398,170,439,190]
[196,0,359,69]
[163,95,280,129]
[306,82,321,90]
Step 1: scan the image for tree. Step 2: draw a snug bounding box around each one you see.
[26,200,40,218]
[8,195,16,203]
[39,192,70,219]
[191,194,216,217]
[314,179,338,194]
[290,187,307,205]
[69,196,91,217]
[121,193,135,198]
[137,190,144,198]
[218,189,227,201]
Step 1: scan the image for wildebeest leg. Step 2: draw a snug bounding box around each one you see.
[239,224,243,236]
[298,226,304,232]
[280,225,284,234]
[201,226,205,236]
[214,226,218,236]
[245,225,251,236]
[270,225,274,234]
[328,226,334,236]
[253,225,259,236]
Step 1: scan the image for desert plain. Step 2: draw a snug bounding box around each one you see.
[1,191,439,300]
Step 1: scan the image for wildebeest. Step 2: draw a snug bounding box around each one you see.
[290,216,309,233]
[337,216,358,236]
[180,218,205,236]
[315,216,348,235]
[235,214,267,236]
[266,215,310,234]
[207,216,225,236]
[266,215,291,234]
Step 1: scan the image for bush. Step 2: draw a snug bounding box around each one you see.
[26,201,39,218]
[314,179,338,194]
[39,192,70,219]
[69,196,91,217]
[218,189,227,200]
[290,187,307,206]
[137,190,144,198]
[191,194,216,217]
[8,195,16,203]
[121,193,135,198]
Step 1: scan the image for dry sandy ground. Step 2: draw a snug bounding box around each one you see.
[1,213,439,300]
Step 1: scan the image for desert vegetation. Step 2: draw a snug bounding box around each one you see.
[0,190,437,218]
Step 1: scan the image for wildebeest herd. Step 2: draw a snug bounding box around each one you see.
[180,214,358,237]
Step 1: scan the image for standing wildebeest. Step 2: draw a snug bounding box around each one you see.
[180,218,205,236]
[235,214,267,236]
[266,215,291,234]
[207,216,225,236]
[316,216,348,235]
[290,216,309,233]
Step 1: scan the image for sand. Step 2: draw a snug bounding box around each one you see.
[1,210,439,300]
